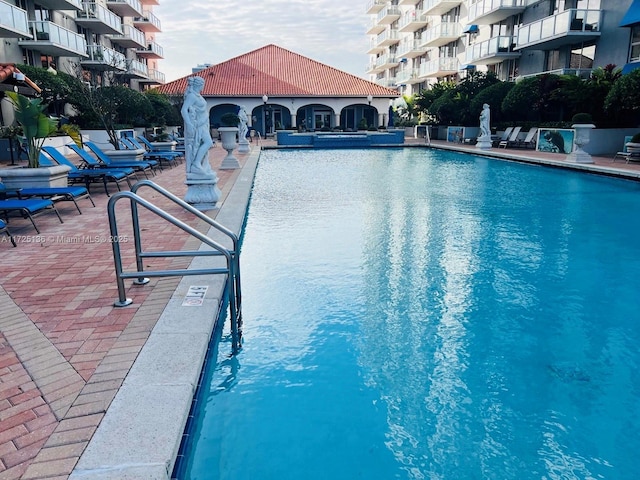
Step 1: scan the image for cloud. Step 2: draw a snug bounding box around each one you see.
[155,0,369,82]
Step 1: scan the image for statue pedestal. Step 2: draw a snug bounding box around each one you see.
[475,135,492,150]
[184,175,221,210]
[237,137,250,154]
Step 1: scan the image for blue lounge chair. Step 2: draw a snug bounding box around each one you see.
[66,143,139,180]
[0,180,94,215]
[83,141,158,178]
[134,136,183,168]
[0,197,63,234]
[0,219,16,247]
[41,146,133,196]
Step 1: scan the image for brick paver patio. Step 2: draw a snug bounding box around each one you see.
[1,137,639,479]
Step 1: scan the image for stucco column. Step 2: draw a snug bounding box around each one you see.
[334,114,340,129]
[291,114,297,129]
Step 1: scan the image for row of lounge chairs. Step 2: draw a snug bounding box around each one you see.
[0,138,184,246]
[497,127,538,149]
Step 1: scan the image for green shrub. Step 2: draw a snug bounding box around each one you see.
[220,113,240,127]
[631,132,640,143]
[571,113,593,124]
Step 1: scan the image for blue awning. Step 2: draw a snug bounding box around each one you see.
[462,24,479,34]
[459,64,476,71]
[622,62,640,74]
[620,0,640,27]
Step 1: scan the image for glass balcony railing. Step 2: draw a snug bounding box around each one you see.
[468,0,527,24]
[516,9,601,49]
[25,21,87,55]
[147,69,165,83]
[84,45,126,68]
[399,9,426,31]
[466,35,518,63]
[377,5,401,23]
[423,0,463,17]
[365,0,387,14]
[137,41,164,57]
[77,3,123,33]
[419,57,458,77]
[106,0,143,16]
[419,22,461,47]
[127,58,148,77]
[397,40,423,57]
[133,10,161,31]
[0,0,30,37]
[375,29,400,46]
[396,68,419,84]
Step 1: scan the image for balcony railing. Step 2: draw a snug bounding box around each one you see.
[468,0,528,25]
[419,22,461,48]
[19,21,87,57]
[517,68,593,81]
[365,0,387,14]
[106,0,144,18]
[136,40,164,58]
[399,9,427,33]
[125,58,148,77]
[109,24,146,48]
[516,9,601,50]
[423,0,463,17]
[419,57,459,77]
[76,2,123,35]
[399,0,420,5]
[366,18,386,35]
[82,45,126,70]
[397,39,425,58]
[466,35,519,64]
[396,68,420,84]
[0,0,30,37]
[375,29,400,47]
[377,5,401,24]
[140,68,165,83]
[34,0,82,10]
[133,10,161,32]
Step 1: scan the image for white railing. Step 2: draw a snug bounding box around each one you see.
[377,5,400,23]
[127,58,148,76]
[399,9,425,29]
[419,57,458,76]
[396,68,419,84]
[0,0,29,36]
[85,44,126,68]
[134,10,161,30]
[79,3,123,33]
[419,22,461,46]
[466,35,516,63]
[375,29,399,46]
[516,9,601,48]
[147,69,165,83]
[28,21,87,54]
[468,0,527,23]
[139,41,163,57]
[397,39,422,57]
[108,0,143,15]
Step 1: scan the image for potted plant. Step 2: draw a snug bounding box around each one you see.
[218,113,240,169]
[0,93,70,188]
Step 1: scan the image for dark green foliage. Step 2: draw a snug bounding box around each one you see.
[604,68,640,126]
[220,112,240,126]
[571,113,593,123]
[631,132,640,143]
[470,82,514,125]
[144,89,182,126]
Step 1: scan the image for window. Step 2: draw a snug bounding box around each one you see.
[631,26,640,62]
[570,44,595,69]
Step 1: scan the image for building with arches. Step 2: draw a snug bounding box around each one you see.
[157,44,399,137]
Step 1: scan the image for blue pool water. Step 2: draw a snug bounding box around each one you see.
[176,148,640,480]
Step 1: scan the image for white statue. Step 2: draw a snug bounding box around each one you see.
[238,105,249,140]
[181,76,214,178]
[479,103,491,138]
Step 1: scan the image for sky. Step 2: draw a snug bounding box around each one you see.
[154,0,371,83]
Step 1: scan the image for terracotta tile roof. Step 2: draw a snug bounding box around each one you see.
[157,44,399,99]
[0,63,42,94]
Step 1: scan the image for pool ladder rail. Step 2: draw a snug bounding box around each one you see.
[107,180,243,352]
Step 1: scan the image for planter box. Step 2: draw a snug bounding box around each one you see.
[80,129,135,151]
[102,149,146,162]
[0,164,71,188]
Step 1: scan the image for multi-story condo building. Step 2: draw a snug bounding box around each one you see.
[0,0,164,90]
[366,0,639,96]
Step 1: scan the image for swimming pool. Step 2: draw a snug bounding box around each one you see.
[175,148,640,479]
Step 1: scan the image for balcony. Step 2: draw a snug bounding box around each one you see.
[76,3,123,35]
[516,68,593,81]
[365,0,387,14]
[123,58,148,78]
[373,29,400,49]
[18,21,87,57]
[468,0,527,25]
[0,0,30,38]
[81,45,126,71]
[136,40,163,58]
[139,68,165,84]
[106,0,144,18]
[419,22,461,48]
[133,10,161,32]
[367,54,400,74]
[109,24,146,48]
[375,76,398,88]
[366,18,386,35]
[423,0,463,17]
[397,39,425,59]
[377,5,401,25]
[466,35,519,65]
[419,57,459,78]
[516,9,601,50]
[33,0,82,10]
[399,9,427,33]
[399,0,420,5]
[395,68,421,85]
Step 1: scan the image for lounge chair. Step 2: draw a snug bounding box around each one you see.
[0,219,16,247]
[137,136,185,162]
[41,146,133,196]
[515,127,538,149]
[499,126,522,148]
[0,180,94,215]
[0,197,63,234]
[66,143,139,180]
[128,137,181,169]
[492,127,513,147]
[82,141,158,178]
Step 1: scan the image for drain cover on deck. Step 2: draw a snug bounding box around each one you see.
[182,286,208,306]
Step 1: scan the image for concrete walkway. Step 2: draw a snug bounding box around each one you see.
[1,137,639,479]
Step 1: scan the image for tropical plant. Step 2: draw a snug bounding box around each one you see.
[604,68,640,126]
[6,92,57,168]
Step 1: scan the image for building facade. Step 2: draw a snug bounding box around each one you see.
[366,0,639,96]
[0,0,164,90]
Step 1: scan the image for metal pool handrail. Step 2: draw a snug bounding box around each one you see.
[107,188,242,352]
